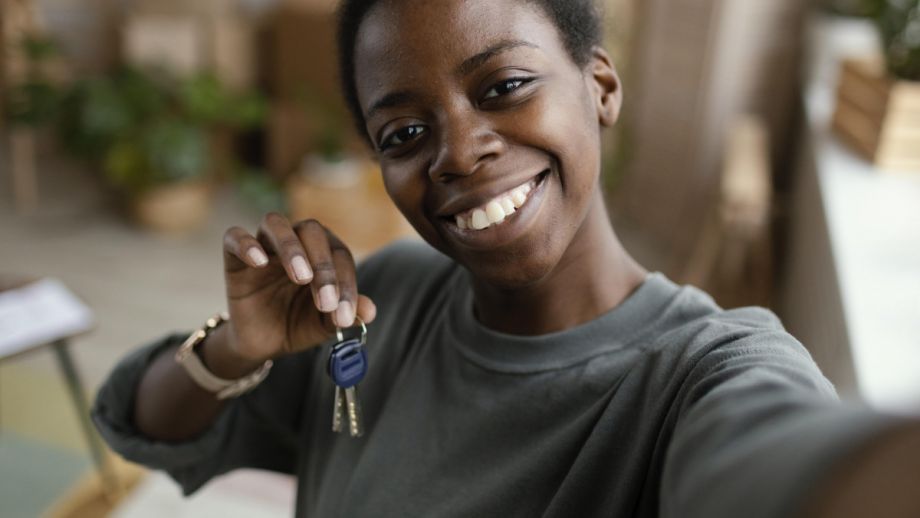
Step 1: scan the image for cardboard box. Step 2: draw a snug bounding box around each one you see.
[122,12,257,91]
[268,6,340,101]
[122,15,203,75]
[267,100,315,179]
[266,98,368,180]
[832,58,920,170]
[208,15,256,90]
[287,164,417,258]
[279,0,338,14]
[126,0,238,17]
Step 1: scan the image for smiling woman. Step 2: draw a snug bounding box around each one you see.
[350,0,643,326]
[91,1,920,517]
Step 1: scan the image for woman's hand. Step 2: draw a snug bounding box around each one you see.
[220,213,377,363]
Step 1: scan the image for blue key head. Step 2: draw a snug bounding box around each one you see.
[327,338,368,388]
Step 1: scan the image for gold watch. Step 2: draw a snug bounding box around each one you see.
[175,312,273,400]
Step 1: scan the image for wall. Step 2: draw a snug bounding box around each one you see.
[613,0,807,279]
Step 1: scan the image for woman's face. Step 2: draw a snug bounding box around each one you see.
[354,0,620,288]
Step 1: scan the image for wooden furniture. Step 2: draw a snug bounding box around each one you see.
[2,0,40,213]
[832,57,920,170]
[614,0,806,276]
[286,163,418,259]
[684,116,773,309]
[125,0,256,90]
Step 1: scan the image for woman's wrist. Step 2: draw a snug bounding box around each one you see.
[198,323,268,380]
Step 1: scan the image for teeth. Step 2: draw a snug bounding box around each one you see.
[511,190,527,208]
[453,173,544,231]
[485,201,506,224]
[471,209,490,230]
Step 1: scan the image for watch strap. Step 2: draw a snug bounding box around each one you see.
[175,312,273,400]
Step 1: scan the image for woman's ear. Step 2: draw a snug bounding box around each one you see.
[586,46,622,128]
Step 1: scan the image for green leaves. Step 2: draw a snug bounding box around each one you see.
[876,0,920,80]
[103,119,207,193]
[145,119,208,184]
[5,80,61,126]
[55,66,267,194]
[179,72,267,128]
[59,77,133,156]
[4,35,63,127]
[20,35,60,62]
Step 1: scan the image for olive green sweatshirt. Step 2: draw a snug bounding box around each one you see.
[92,240,895,517]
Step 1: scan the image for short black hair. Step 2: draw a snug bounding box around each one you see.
[336,0,603,146]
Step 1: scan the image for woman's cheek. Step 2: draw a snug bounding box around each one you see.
[382,167,443,243]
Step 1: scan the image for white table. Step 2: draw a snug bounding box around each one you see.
[0,278,119,492]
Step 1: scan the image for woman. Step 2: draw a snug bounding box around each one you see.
[93,1,920,516]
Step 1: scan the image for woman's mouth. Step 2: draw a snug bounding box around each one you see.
[449,170,549,231]
[439,168,551,251]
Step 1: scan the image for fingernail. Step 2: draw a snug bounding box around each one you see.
[335,300,355,327]
[248,248,269,266]
[318,285,338,312]
[291,256,312,282]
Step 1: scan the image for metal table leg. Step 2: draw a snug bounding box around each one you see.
[52,339,119,495]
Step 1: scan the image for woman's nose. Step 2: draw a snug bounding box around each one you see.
[427,109,504,183]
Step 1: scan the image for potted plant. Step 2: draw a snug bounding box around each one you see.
[293,85,365,189]
[874,0,920,80]
[821,0,881,17]
[4,35,64,129]
[831,0,920,170]
[58,67,266,233]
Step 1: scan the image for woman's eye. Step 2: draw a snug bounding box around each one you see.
[482,78,532,101]
[380,125,427,152]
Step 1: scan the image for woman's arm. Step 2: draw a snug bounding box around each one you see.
[129,214,377,441]
[801,420,920,518]
[132,323,265,442]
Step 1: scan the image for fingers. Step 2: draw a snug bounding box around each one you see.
[291,219,337,313]
[223,226,269,272]
[331,242,357,327]
[294,219,355,325]
[355,294,377,324]
[242,213,371,329]
[256,212,313,285]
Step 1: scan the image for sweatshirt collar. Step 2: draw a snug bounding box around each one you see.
[445,270,679,374]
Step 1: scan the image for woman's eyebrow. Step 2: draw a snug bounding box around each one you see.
[365,40,539,120]
[367,91,417,120]
[457,39,539,77]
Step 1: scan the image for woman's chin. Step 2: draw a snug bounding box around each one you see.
[460,248,561,290]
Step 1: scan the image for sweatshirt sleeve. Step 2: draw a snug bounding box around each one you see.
[659,307,901,518]
[91,332,319,495]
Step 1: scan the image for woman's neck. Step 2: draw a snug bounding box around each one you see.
[470,191,648,336]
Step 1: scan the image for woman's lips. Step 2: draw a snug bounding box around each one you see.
[452,173,541,231]
[440,169,550,251]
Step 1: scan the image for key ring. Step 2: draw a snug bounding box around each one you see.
[334,316,367,345]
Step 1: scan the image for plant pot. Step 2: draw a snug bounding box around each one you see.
[832,57,920,170]
[130,181,213,234]
[297,154,364,189]
[286,160,417,257]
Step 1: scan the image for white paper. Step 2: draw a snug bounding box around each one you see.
[0,278,95,358]
[112,471,295,518]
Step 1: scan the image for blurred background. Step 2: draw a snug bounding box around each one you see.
[0,0,918,515]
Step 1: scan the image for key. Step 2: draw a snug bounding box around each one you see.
[344,384,363,437]
[328,338,367,436]
[332,385,344,433]
[327,318,368,438]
